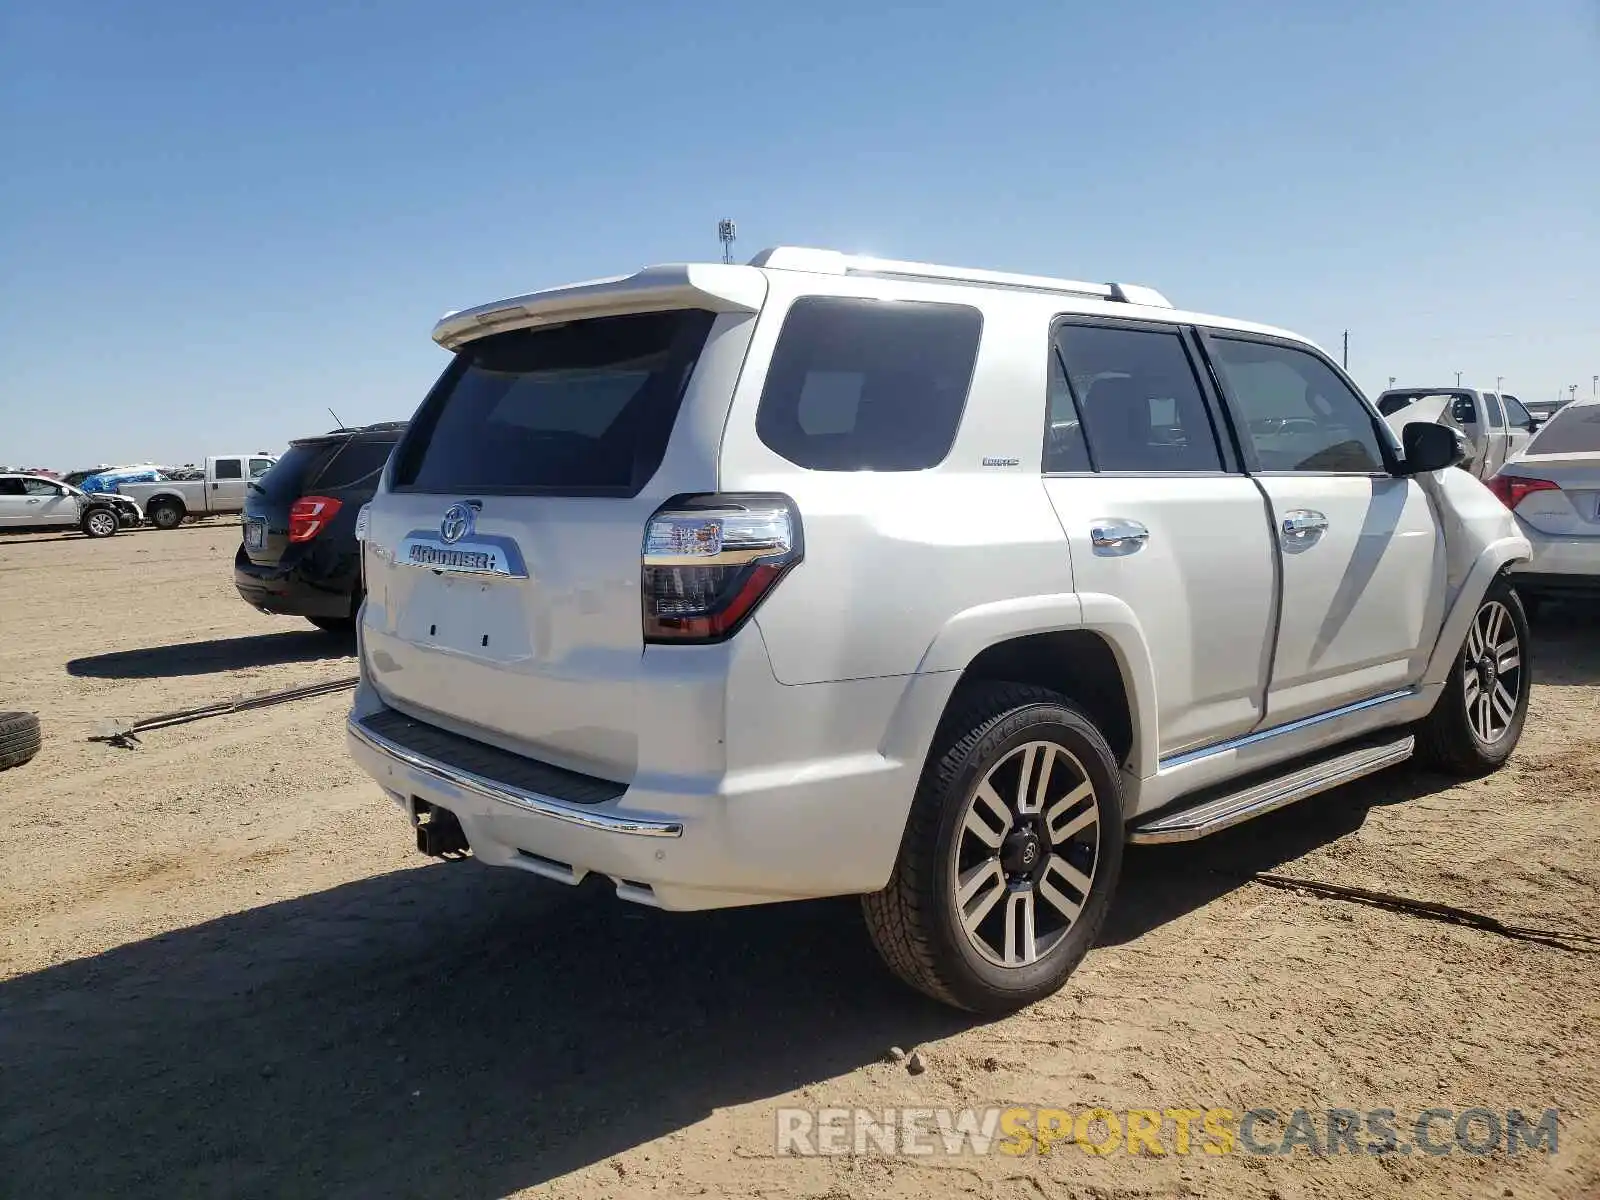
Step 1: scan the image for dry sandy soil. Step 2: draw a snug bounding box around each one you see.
[1,524,1597,1200]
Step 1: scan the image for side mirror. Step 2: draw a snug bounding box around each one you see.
[1398,422,1467,476]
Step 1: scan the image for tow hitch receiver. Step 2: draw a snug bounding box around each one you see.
[414,801,470,858]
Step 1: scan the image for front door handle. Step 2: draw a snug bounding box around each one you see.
[1090,518,1150,552]
[1281,510,1329,539]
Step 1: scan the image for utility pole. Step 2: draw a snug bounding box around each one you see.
[1455,371,1463,386]
[1593,374,1597,400]
[717,218,737,265]
[1342,330,1349,369]
[1571,384,1580,405]
[1388,376,1396,388]
[1495,376,1503,391]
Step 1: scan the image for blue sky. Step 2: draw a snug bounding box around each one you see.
[2,0,1597,468]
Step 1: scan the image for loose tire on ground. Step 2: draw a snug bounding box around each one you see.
[862,681,1125,1014]
[1413,574,1531,778]
[0,712,42,771]
[79,507,119,538]
[148,500,185,530]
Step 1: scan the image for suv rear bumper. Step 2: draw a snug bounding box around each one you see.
[235,544,359,618]
[346,666,954,912]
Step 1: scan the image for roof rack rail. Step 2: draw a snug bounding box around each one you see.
[746,247,1172,308]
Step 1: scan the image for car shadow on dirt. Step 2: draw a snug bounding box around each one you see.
[66,630,354,678]
[0,869,974,1198]
[1528,601,1600,686]
[1103,763,1458,946]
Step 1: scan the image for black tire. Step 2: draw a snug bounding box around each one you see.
[861,681,1125,1014]
[307,616,355,634]
[1515,590,1541,622]
[0,712,42,771]
[80,507,119,538]
[148,500,185,530]
[1413,574,1531,778]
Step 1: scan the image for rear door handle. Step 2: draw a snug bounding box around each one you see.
[1281,510,1329,538]
[1090,519,1150,552]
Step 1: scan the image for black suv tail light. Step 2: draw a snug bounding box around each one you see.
[642,494,803,644]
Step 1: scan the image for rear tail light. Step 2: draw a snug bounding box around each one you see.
[1486,474,1559,510]
[288,495,343,542]
[642,494,802,644]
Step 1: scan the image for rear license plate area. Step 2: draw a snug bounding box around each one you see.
[243,519,265,550]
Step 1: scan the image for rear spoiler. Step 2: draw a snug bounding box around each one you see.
[432,264,768,351]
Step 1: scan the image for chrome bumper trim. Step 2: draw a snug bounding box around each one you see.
[348,718,683,838]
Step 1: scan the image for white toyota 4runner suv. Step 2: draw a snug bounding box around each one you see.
[348,247,1533,1014]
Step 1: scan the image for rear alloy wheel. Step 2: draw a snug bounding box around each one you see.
[149,501,184,530]
[862,683,1124,1014]
[1415,575,1530,777]
[80,508,119,538]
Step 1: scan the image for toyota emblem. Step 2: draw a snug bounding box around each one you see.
[440,501,480,544]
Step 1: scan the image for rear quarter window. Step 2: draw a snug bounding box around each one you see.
[755,297,982,471]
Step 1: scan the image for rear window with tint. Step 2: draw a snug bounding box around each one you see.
[755,298,981,471]
[1527,404,1600,455]
[392,310,717,495]
[317,439,397,490]
[251,443,333,502]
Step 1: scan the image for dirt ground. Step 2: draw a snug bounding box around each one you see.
[1,524,1597,1200]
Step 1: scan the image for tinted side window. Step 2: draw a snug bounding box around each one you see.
[0,478,22,496]
[213,459,243,480]
[756,298,981,472]
[249,457,275,478]
[22,479,61,496]
[1484,394,1505,427]
[1377,394,1413,416]
[1208,338,1385,473]
[1043,345,1092,471]
[1048,324,1222,473]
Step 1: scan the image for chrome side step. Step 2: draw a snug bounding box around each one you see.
[1128,735,1415,845]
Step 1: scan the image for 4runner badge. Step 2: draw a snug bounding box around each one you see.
[439,501,481,544]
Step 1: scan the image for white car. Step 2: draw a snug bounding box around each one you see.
[348,247,1532,1013]
[0,473,143,538]
[1378,386,1536,479]
[1489,397,1600,609]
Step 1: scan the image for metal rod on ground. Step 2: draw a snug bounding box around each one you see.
[90,676,359,746]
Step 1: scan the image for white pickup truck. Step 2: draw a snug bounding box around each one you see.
[119,454,278,529]
[1377,387,1536,480]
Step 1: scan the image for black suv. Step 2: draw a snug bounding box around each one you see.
[235,422,406,631]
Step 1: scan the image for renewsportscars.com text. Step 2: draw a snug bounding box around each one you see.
[775,1106,1560,1158]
